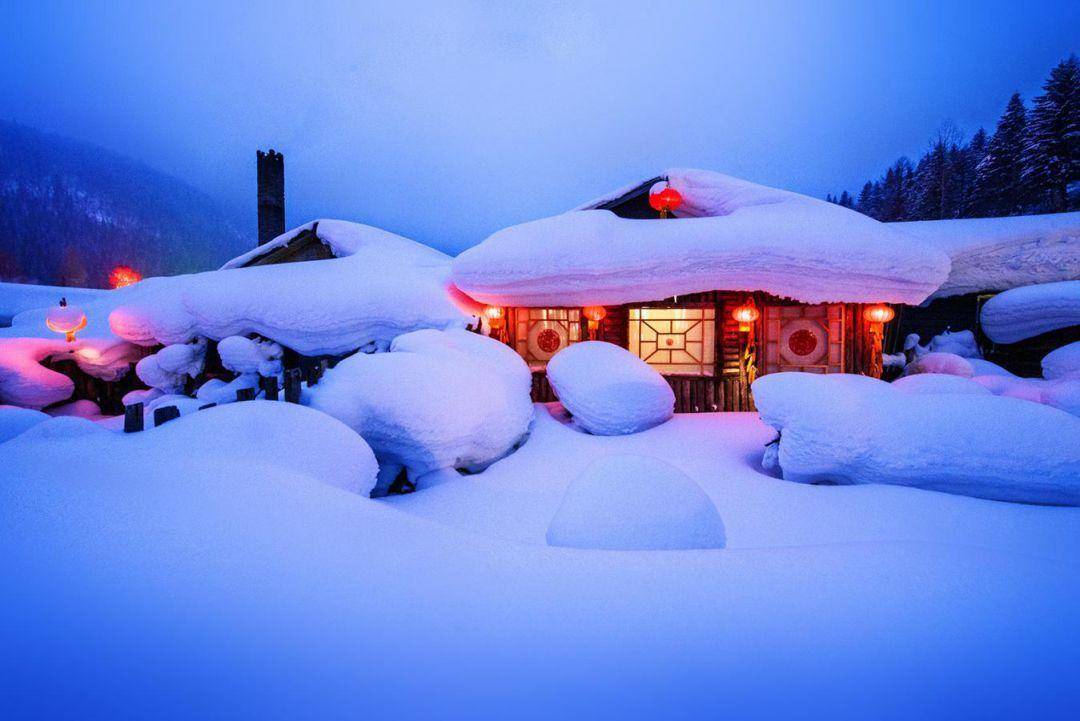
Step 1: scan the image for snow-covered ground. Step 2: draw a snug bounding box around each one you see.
[6,400,1077,719]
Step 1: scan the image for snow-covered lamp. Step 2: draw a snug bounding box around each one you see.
[648,184,683,218]
[46,297,87,343]
[109,265,142,289]
[732,301,760,333]
[583,305,607,339]
[864,304,896,325]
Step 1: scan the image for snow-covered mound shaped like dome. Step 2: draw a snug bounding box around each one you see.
[547,341,674,436]
[110,220,479,356]
[453,169,951,307]
[546,454,726,551]
[980,280,1080,344]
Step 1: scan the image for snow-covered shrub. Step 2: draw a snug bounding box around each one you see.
[546,455,726,550]
[1042,342,1080,380]
[753,372,1080,505]
[902,352,974,378]
[981,280,1080,344]
[546,341,674,436]
[891,374,991,396]
[306,329,533,482]
[136,340,205,393]
[928,329,981,358]
[0,405,48,444]
[218,335,283,377]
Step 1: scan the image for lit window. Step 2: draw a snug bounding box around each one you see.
[512,308,582,369]
[628,307,716,375]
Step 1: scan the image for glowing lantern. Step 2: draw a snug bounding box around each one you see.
[46,297,87,343]
[864,304,896,325]
[109,265,142,289]
[648,184,683,218]
[483,305,506,332]
[582,305,607,339]
[732,302,760,333]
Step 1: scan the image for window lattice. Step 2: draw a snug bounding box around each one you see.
[628,307,716,376]
[513,308,582,369]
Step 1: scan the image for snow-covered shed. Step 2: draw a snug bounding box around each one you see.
[453,169,950,411]
[893,212,1080,375]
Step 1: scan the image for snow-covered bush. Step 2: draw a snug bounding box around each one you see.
[928,329,981,358]
[753,372,1080,505]
[218,335,283,377]
[0,405,49,443]
[981,280,1080,344]
[306,329,533,483]
[1042,342,1080,380]
[135,340,205,393]
[546,341,674,436]
[902,352,974,378]
[891,374,991,396]
[546,455,726,550]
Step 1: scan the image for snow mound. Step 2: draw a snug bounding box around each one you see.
[136,341,205,392]
[892,374,992,396]
[306,329,533,481]
[898,212,1080,299]
[453,169,949,307]
[1042,381,1080,417]
[546,454,726,550]
[546,341,675,436]
[0,405,49,443]
[1042,342,1080,380]
[967,358,1016,377]
[928,329,981,358]
[753,373,1080,505]
[109,220,478,356]
[980,280,1080,344]
[217,335,283,376]
[902,352,974,378]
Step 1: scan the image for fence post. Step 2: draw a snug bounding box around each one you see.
[124,402,144,433]
[198,402,217,411]
[284,368,302,403]
[261,375,279,401]
[236,387,256,402]
[153,405,180,427]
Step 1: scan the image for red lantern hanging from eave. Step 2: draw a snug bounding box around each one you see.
[864,304,896,325]
[732,301,760,333]
[582,305,607,339]
[109,265,142,289]
[648,185,683,218]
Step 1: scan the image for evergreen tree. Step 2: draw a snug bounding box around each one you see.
[1023,55,1080,212]
[879,157,915,221]
[856,180,881,218]
[971,93,1029,216]
[960,128,989,216]
[838,190,854,208]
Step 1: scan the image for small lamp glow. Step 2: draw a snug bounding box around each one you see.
[864,304,896,325]
[583,305,607,339]
[46,297,87,343]
[109,265,142,289]
[732,302,760,333]
[483,305,506,332]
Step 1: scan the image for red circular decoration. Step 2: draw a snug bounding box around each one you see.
[787,328,818,356]
[536,328,562,353]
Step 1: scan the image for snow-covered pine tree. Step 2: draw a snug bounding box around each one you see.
[856,180,881,218]
[959,128,988,217]
[1023,55,1079,212]
[971,93,1029,216]
[838,190,854,208]
[879,158,914,221]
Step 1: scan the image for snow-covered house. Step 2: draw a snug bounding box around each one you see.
[896,212,1080,374]
[453,169,950,411]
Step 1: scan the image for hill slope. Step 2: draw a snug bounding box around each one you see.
[0,121,248,286]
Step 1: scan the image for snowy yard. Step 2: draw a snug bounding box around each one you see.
[4,401,1079,719]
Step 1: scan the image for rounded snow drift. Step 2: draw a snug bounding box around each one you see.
[902,351,975,378]
[1043,342,1080,381]
[891,374,992,396]
[546,454,726,551]
[546,341,675,436]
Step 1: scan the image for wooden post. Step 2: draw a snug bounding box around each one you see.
[198,402,217,411]
[236,387,256,402]
[284,368,302,403]
[153,405,180,427]
[307,358,327,386]
[124,402,144,433]
[261,375,279,401]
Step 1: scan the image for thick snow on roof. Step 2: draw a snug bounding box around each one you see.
[453,169,950,307]
[111,220,480,356]
[896,212,1080,300]
[0,282,106,326]
[980,280,1080,344]
[221,219,407,269]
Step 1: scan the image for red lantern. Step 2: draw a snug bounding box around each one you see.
[46,297,87,343]
[109,265,142,289]
[864,304,895,325]
[583,305,607,339]
[648,184,683,218]
[732,302,760,333]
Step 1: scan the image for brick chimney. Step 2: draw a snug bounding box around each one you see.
[256,149,285,245]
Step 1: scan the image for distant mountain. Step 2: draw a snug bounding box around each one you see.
[0,120,249,286]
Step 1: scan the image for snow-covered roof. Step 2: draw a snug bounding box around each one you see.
[896,212,1080,300]
[980,280,1080,344]
[110,220,480,356]
[452,169,951,307]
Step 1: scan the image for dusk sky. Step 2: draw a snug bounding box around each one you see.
[3,1,1077,254]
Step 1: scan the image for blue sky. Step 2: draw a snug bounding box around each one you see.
[2,1,1077,253]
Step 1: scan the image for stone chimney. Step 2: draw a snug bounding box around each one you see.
[256,149,285,245]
